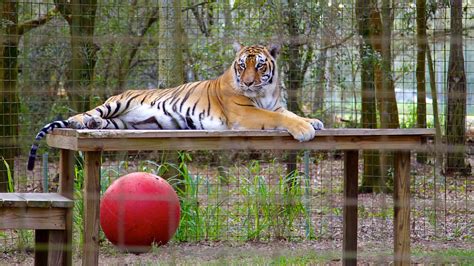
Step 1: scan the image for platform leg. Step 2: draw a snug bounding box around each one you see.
[58,149,74,266]
[34,229,49,266]
[343,150,358,266]
[394,151,411,265]
[83,151,101,266]
[37,149,75,266]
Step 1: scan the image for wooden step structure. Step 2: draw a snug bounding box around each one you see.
[0,192,74,266]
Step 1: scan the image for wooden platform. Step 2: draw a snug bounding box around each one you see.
[0,193,73,229]
[43,128,435,266]
[46,128,434,151]
[0,193,74,265]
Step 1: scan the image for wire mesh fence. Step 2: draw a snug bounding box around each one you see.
[0,0,473,264]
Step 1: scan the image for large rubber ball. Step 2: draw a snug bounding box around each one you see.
[100,172,181,252]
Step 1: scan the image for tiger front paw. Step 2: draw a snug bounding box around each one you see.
[68,115,104,129]
[83,115,104,129]
[67,116,86,129]
[308,118,324,130]
[288,120,316,142]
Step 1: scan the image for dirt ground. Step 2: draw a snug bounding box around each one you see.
[2,239,473,265]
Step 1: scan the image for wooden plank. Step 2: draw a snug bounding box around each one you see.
[394,151,411,265]
[343,150,358,266]
[51,128,436,138]
[0,208,67,230]
[83,151,101,266]
[0,193,27,207]
[0,193,73,208]
[48,134,432,152]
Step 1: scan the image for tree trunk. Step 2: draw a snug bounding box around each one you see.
[158,0,186,87]
[158,0,187,184]
[281,0,313,177]
[312,45,328,114]
[357,0,381,193]
[69,0,97,112]
[416,0,427,163]
[379,0,399,129]
[0,1,19,192]
[367,0,399,192]
[55,0,98,112]
[445,0,468,174]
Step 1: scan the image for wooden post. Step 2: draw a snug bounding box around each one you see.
[394,151,411,265]
[34,229,49,265]
[83,151,101,266]
[34,149,75,265]
[343,150,358,265]
[58,149,75,266]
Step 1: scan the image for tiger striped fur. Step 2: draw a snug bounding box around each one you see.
[27,43,323,170]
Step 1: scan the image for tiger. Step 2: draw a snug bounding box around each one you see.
[27,43,324,170]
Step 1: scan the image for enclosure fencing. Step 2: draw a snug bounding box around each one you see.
[0,0,472,264]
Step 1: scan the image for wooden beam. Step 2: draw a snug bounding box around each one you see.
[0,208,67,229]
[83,151,101,266]
[394,151,411,265]
[46,129,435,152]
[343,150,358,265]
[50,128,437,138]
[0,193,74,208]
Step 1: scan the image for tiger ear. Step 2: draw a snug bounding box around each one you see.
[233,42,243,53]
[268,44,280,58]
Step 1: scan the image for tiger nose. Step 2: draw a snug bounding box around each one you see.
[244,81,254,87]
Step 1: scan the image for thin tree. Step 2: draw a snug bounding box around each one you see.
[54,0,98,112]
[356,0,381,193]
[116,2,159,91]
[367,0,400,192]
[445,0,468,174]
[279,0,316,177]
[416,0,427,163]
[0,2,59,191]
[158,0,188,184]
[158,0,186,87]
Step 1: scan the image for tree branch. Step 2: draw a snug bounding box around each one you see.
[129,8,159,66]
[317,33,355,51]
[282,33,354,51]
[53,0,72,24]
[17,7,60,36]
[181,1,215,12]
[184,1,214,37]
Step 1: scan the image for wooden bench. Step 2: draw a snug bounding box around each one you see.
[45,128,434,266]
[0,193,74,265]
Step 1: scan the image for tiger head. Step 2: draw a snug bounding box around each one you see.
[232,43,280,98]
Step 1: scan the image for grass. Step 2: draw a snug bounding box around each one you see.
[164,156,316,242]
[412,248,474,265]
[1,157,14,193]
[196,250,340,265]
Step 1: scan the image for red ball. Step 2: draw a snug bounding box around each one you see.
[100,172,180,252]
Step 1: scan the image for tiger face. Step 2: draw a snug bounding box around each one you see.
[232,43,279,97]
